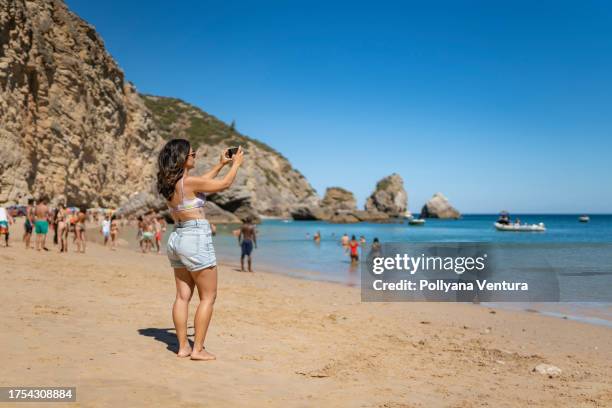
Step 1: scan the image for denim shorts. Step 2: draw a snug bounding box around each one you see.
[167,219,217,272]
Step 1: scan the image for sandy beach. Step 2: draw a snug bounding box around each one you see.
[0,223,610,408]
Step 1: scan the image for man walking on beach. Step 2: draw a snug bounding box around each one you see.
[34,197,50,251]
[238,217,257,272]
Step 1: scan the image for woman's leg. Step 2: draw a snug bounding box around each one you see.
[190,266,218,360]
[173,268,195,357]
[58,224,64,252]
[74,227,79,252]
[81,229,86,253]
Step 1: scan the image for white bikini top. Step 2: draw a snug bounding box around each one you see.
[168,176,206,213]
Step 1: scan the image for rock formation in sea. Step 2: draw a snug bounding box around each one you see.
[0,0,320,222]
[365,173,408,217]
[0,0,161,206]
[320,187,357,212]
[420,193,461,219]
[291,185,392,223]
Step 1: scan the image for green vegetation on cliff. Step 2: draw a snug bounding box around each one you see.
[141,94,284,158]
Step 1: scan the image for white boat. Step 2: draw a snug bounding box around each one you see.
[494,222,546,232]
[578,215,590,223]
[408,218,426,226]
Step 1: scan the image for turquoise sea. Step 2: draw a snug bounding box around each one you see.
[212,214,612,281]
[110,214,612,327]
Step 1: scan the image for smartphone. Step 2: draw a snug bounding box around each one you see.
[226,147,239,158]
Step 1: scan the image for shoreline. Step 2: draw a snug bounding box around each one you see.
[1,223,611,406]
[82,222,612,328]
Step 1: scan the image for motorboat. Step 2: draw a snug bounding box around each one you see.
[494,222,546,232]
[408,218,426,226]
[578,215,590,223]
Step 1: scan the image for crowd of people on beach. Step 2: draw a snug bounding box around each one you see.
[0,197,121,253]
[0,197,177,256]
[2,197,383,270]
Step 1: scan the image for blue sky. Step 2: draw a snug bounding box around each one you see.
[66,0,612,213]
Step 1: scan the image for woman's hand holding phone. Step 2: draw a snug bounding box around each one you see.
[231,146,244,166]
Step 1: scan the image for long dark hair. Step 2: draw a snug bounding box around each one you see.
[157,139,191,200]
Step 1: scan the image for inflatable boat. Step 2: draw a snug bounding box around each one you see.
[494,222,546,232]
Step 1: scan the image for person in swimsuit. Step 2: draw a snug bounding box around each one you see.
[110,214,119,251]
[52,207,60,246]
[349,235,359,263]
[153,215,163,254]
[141,217,154,253]
[238,217,257,272]
[0,205,14,247]
[69,212,78,244]
[75,208,86,253]
[137,216,145,252]
[371,237,382,257]
[34,197,50,251]
[341,233,349,250]
[23,199,35,249]
[101,215,111,247]
[56,203,68,253]
[157,139,243,361]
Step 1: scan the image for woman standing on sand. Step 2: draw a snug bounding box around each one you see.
[157,139,243,361]
[75,208,87,253]
[57,203,68,252]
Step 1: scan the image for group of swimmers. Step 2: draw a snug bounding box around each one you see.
[340,233,381,263]
[305,230,381,264]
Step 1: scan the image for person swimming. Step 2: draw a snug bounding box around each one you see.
[341,233,349,249]
[371,237,382,257]
[349,235,359,263]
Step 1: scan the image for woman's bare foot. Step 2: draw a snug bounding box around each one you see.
[190,348,216,361]
[177,345,192,358]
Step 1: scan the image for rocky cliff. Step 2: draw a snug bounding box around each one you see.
[0,0,162,207]
[0,0,319,221]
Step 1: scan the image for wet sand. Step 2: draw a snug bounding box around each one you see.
[0,223,610,407]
